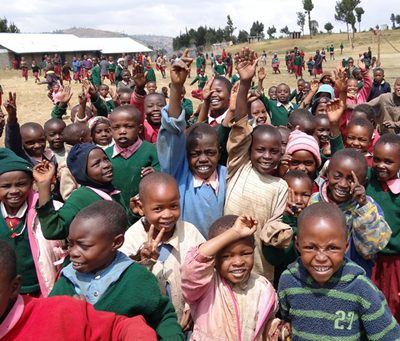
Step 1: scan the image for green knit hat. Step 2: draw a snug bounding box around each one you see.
[0,148,32,175]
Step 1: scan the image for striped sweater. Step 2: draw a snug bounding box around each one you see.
[278,258,400,340]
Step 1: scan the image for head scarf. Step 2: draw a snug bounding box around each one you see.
[67,143,114,193]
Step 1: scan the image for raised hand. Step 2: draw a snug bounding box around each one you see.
[5,92,17,123]
[326,98,345,124]
[285,188,300,216]
[202,76,214,101]
[232,215,258,238]
[258,66,266,81]
[78,86,87,107]
[32,161,56,185]
[278,154,292,177]
[82,79,96,97]
[310,79,319,93]
[132,64,147,89]
[170,49,193,87]
[140,225,165,261]
[334,66,347,91]
[234,47,258,82]
[350,171,367,207]
[357,59,366,72]
[228,81,240,112]
[58,85,73,105]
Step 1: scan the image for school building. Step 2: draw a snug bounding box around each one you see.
[0,33,152,69]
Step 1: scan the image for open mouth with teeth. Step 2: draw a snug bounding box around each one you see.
[313,266,331,273]
[332,187,349,199]
[230,268,247,278]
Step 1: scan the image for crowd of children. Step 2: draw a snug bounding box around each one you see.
[1,43,400,340]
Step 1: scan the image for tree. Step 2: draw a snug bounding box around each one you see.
[355,7,364,33]
[303,0,314,38]
[296,12,306,36]
[250,21,265,39]
[310,20,319,35]
[237,30,249,43]
[390,13,396,29]
[266,26,277,39]
[334,0,360,40]
[0,17,20,33]
[224,15,236,41]
[280,26,290,36]
[324,22,334,33]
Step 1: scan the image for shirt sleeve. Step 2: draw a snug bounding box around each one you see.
[157,105,188,179]
[181,246,216,305]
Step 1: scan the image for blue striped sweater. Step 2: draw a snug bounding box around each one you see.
[278,258,400,340]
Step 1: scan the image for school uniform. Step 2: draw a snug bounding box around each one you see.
[50,251,183,340]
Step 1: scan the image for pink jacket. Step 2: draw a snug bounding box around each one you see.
[26,191,64,297]
[181,247,277,341]
[339,70,372,135]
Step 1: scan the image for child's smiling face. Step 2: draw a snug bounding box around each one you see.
[296,215,348,286]
[250,100,268,126]
[187,133,220,180]
[0,171,32,215]
[144,94,166,126]
[216,239,254,285]
[327,157,366,204]
[250,129,281,175]
[210,79,230,115]
[372,142,400,182]
[345,124,372,153]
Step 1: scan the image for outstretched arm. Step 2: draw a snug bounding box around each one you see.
[234,47,258,122]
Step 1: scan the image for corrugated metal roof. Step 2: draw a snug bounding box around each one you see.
[0,33,152,54]
[83,37,152,53]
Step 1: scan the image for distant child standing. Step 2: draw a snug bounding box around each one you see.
[20,57,28,81]
[278,203,400,340]
[271,53,280,74]
[90,58,101,87]
[312,50,323,77]
[62,61,72,84]
[190,68,208,100]
[181,215,278,340]
[107,56,116,84]
[31,60,40,83]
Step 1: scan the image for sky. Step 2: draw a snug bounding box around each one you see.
[2,0,398,37]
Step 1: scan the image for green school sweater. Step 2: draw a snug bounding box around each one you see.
[37,186,129,240]
[91,64,101,87]
[50,103,67,119]
[261,96,299,126]
[146,68,156,82]
[214,63,226,75]
[366,169,400,255]
[50,262,184,341]
[320,134,344,165]
[0,216,39,294]
[105,142,160,211]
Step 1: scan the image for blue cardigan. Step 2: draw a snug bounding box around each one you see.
[157,106,227,238]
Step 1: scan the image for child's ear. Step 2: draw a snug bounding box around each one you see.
[10,275,22,300]
[112,234,125,250]
[294,236,301,254]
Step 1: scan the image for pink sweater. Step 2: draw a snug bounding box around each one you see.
[339,71,372,135]
[181,247,277,341]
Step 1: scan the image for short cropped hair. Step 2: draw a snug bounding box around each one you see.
[297,202,347,238]
[208,215,255,246]
[139,172,178,204]
[74,201,128,236]
[186,123,219,153]
[110,105,141,125]
[329,148,368,181]
[347,117,374,138]
[375,133,400,150]
[283,170,313,189]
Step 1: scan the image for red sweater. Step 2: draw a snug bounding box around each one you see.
[1,295,157,341]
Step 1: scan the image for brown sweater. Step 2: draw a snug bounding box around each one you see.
[367,92,400,134]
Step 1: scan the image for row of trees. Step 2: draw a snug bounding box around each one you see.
[390,14,400,29]
[172,16,266,50]
[0,17,20,33]
[299,0,364,39]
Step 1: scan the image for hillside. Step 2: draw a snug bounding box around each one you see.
[57,27,173,52]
